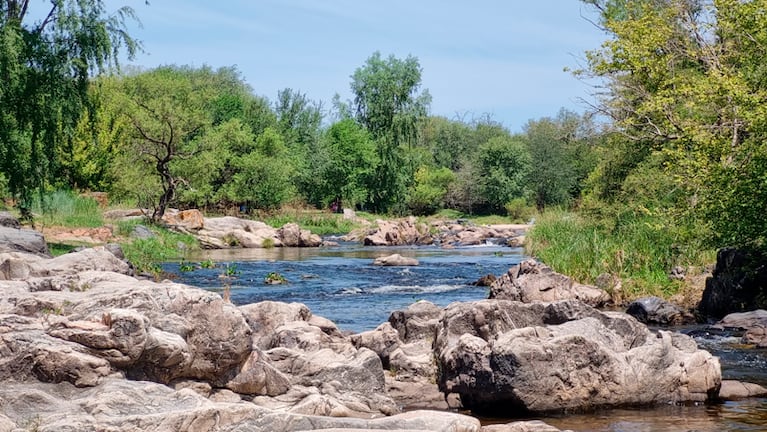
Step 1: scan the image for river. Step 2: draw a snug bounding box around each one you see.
[164,242,767,431]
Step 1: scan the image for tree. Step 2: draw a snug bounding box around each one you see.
[407,166,455,215]
[524,109,597,210]
[350,51,431,213]
[113,66,218,220]
[0,0,139,215]
[579,0,767,248]
[476,136,531,213]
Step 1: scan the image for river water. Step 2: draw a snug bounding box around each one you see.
[165,242,767,431]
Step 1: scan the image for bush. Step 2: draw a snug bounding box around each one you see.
[505,197,534,223]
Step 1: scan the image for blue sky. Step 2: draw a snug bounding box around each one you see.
[108,1,606,131]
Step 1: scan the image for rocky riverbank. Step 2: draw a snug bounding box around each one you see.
[1,217,764,431]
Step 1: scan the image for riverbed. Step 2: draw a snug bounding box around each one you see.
[165,242,767,431]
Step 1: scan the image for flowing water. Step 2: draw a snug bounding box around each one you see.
[165,242,767,431]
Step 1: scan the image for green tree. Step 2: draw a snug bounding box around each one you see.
[112,66,219,220]
[477,136,531,213]
[317,119,377,209]
[524,109,597,210]
[350,51,431,213]
[407,166,455,215]
[0,0,139,215]
[579,0,767,248]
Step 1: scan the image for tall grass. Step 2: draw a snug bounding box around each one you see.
[526,209,714,299]
[32,190,103,228]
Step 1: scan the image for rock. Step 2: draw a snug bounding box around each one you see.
[489,259,611,307]
[482,421,568,432]
[373,253,419,266]
[435,299,721,415]
[226,350,291,396]
[103,208,146,220]
[131,224,154,239]
[239,301,312,349]
[473,274,497,286]
[196,216,283,249]
[719,380,767,400]
[162,208,205,231]
[699,247,767,319]
[716,309,767,347]
[364,217,433,246]
[264,272,288,285]
[0,226,49,256]
[0,315,113,387]
[278,223,322,247]
[350,322,401,369]
[0,211,20,228]
[626,296,694,326]
[0,378,481,431]
[388,300,443,343]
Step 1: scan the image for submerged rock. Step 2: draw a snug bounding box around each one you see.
[373,253,419,266]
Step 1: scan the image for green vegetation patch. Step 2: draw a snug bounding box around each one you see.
[526,209,714,300]
[116,219,200,277]
[33,190,103,228]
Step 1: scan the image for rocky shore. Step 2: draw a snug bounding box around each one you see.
[0,216,763,431]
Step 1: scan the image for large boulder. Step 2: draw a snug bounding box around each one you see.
[162,208,205,231]
[699,247,767,319]
[364,217,433,246]
[435,299,721,415]
[196,216,282,248]
[0,226,49,256]
[490,260,611,307]
[278,223,322,247]
[626,296,694,326]
[388,300,443,343]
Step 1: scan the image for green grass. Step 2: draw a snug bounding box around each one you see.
[33,190,103,228]
[264,211,361,236]
[116,219,200,277]
[525,209,714,300]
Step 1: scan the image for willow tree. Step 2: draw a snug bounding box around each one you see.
[0,0,139,216]
[350,52,431,213]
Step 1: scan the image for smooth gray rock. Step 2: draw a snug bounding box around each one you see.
[626,296,694,326]
[0,226,49,256]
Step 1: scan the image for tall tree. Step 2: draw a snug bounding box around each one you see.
[580,0,767,248]
[0,0,139,216]
[350,51,431,213]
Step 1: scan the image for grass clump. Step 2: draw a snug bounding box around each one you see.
[525,208,714,300]
[265,210,359,236]
[33,190,103,228]
[116,219,200,277]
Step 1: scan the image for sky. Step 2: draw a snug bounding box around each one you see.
[102,1,607,132]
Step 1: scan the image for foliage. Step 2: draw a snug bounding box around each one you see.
[526,208,713,299]
[579,0,767,250]
[505,197,535,223]
[117,219,199,277]
[524,109,598,210]
[264,211,359,236]
[0,0,138,216]
[349,52,431,213]
[407,166,455,215]
[32,190,103,228]
[476,135,531,213]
